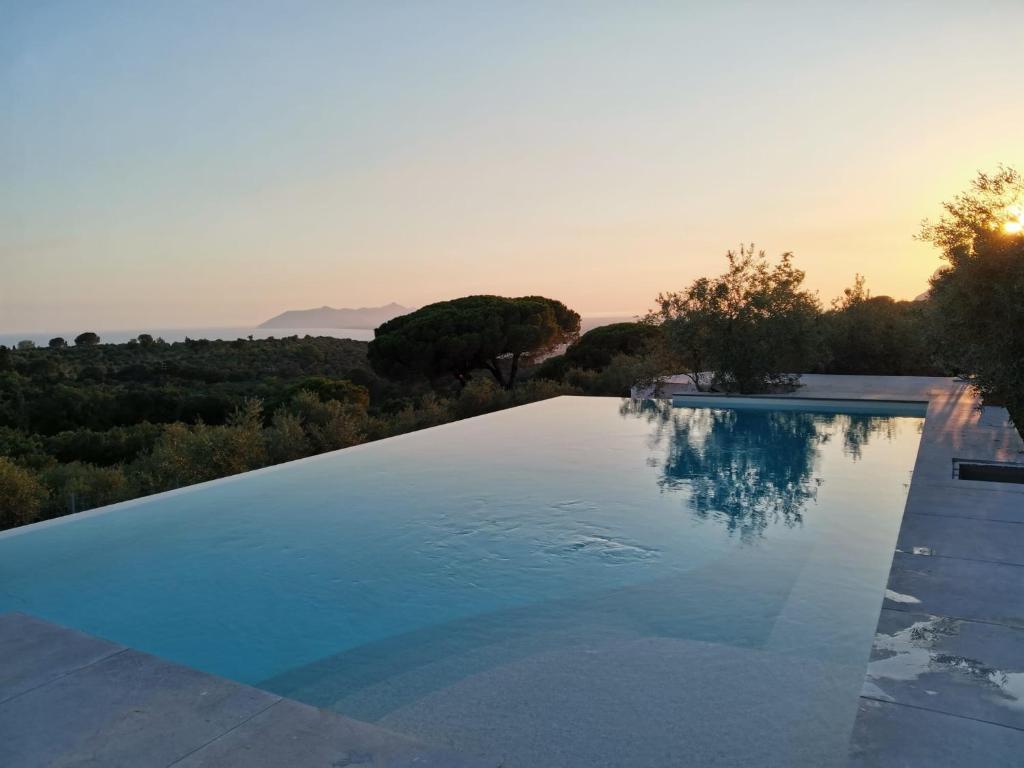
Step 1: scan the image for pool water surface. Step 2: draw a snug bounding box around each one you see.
[0,396,926,766]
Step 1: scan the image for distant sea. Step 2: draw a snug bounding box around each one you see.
[0,327,376,348]
[1,315,637,349]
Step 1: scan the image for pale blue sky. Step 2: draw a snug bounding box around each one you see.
[3,1,1022,332]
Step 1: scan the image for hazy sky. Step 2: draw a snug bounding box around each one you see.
[3,1,1022,332]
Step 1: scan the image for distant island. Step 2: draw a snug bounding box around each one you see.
[259,302,411,329]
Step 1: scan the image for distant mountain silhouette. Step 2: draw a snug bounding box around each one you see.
[259,303,411,329]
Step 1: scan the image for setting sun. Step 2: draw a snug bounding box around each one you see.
[1004,205,1024,234]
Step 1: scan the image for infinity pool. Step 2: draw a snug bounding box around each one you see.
[0,396,925,767]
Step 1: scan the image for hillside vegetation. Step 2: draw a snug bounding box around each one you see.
[2,168,1020,532]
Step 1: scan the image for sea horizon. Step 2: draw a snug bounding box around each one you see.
[0,326,378,348]
[0,314,637,349]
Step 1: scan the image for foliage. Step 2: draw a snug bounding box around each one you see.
[920,167,1024,434]
[48,337,68,348]
[45,423,165,466]
[282,390,367,453]
[563,354,662,396]
[0,327,588,530]
[451,377,582,419]
[0,336,373,435]
[40,462,132,518]
[133,400,268,492]
[0,457,48,529]
[75,332,101,346]
[369,295,580,389]
[562,322,661,371]
[819,275,940,376]
[650,246,822,392]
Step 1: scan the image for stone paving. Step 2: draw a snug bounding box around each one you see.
[0,612,492,768]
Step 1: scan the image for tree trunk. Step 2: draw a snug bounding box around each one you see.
[1007,397,1024,444]
[482,359,506,388]
[508,352,522,389]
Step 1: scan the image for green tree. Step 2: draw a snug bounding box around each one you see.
[0,457,48,529]
[41,462,132,517]
[369,295,580,389]
[17,340,36,350]
[284,390,366,452]
[920,166,1024,435]
[821,275,938,375]
[74,331,101,346]
[134,399,267,491]
[137,333,155,346]
[651,246,822,393]
[265,410,312,463]
[281,377,369,409]
[48,337,68,349]
[563,322,661,371]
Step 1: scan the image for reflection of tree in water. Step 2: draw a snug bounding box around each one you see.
[620,399,899,541]
[840,415,900,460]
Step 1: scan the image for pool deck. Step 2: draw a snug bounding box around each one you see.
[663,374,1024,765]
[2,374,1023,766]
[0,612,493,767]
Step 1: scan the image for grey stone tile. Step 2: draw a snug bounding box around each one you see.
[0,611,125,704]
[897,514,1024,566]
[847,698,1024,767]
[863,609,1024,729]
[906,484,1024,523]
[0,648,279,768]
[884,552,1024,628]
[176,698,493,768]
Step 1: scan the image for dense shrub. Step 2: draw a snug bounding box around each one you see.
[818,276,940,376]
[564,323,661,371]
[0,457,48,529]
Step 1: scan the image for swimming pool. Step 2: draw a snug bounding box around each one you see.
[0,396,925,767]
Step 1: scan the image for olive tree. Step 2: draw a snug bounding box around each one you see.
[920,166,1024,436]
[650,246,822,393]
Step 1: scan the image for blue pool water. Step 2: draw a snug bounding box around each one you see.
[0,396,925,766]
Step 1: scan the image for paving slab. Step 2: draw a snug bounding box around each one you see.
[175,697,491,768]
[0,612,125,704]
[905,484,1024,523]
[897,513,1024,566]
[0,647,279,768]
[0,612,493,768]
[884,551,1024,628]
[863,608,1024,729]
[847,697,1024,767]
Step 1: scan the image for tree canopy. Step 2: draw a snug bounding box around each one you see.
[650,246,822,392]
[563,322,661,371]
[819,275,939,376]
[920,166,1024,433]
[74,332,101,346]
[368,295,580,389]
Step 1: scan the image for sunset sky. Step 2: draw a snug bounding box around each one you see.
[3,1,1023,333]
